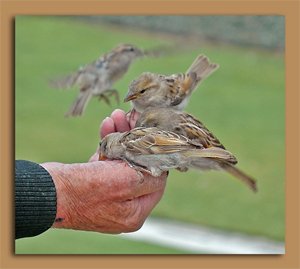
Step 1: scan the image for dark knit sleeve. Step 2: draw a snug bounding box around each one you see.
[15,160,57,239]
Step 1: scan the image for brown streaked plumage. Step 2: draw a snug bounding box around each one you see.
[50,43,144,117]
[136,107,225,149]
[99,126,257,192]
[124,54,219,113]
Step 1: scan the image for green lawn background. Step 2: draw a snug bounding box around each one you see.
[15,16,285,254]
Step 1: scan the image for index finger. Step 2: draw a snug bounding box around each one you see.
[111,109,131,132]
[100,117,116,139]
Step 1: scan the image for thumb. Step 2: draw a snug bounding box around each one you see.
[138,187,166,218]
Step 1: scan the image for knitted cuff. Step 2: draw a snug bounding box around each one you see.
[15,160,57,239]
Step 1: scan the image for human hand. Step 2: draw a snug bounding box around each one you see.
[41,109,167,234]
[100,108,140,136]
[41,161,166,234]
[89,109,140,162]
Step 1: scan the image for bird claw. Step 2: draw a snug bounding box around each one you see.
[108,89,120,104]
[126,160,152,179]
[98,93,111,106]
[98,89,120,106]
[176,167,189,172]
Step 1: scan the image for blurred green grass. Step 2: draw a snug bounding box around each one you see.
[15,229,190,254]
[15,16,285,253]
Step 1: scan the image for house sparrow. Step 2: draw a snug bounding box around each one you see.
[124,54,219,113]
[50,43,144,117]
[136,107,225,149]
[135,107,257,191]
[99,127,257,192]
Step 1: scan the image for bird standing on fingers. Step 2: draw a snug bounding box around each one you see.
[50,43,145,117]
[99,126,257,192]
[124,54,219,114]
[135,107,257,192]
[136,107,225,149]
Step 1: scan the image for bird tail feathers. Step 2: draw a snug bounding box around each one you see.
[65,88,92,117]
[183,147,237,164]
[186,54,219,84]
[183,147,257,192]
[218,162,257,192]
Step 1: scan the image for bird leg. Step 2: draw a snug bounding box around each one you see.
[126,108,139,128]
[105,89,120,104]
[126,160,152,178]
[98,93,111,106]
[97,89,120,106]
[126,109,133,123]
[176,167,189,172]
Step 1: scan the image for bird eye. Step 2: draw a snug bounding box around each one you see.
[99,140,107,150]
[140,89,147,94]
[129,47,135,52]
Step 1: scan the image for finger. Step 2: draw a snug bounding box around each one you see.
[116,188,166,233]
[111,109,131,132]
[138,188,166,217]
[100,117,116,139]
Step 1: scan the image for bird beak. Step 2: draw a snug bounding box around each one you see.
[99,153,107,161]
[124,93,138,102]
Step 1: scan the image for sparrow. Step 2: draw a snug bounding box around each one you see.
[124,54,219,113]
[50,43,144,117]
[136,107,225,149]
[135,107,257,191]
[99,127,257,192]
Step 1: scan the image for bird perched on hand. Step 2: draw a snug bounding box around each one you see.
[99,126,257,192]
[135,107,257,191]
[50,43,145,117]
[136,107,225,149]
[124,54,219,113]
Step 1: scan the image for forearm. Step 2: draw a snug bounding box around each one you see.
[15,157,166,237]
[15,160,57,239]
[40,162,95,230]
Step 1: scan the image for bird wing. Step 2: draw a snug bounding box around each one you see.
[49,58,102,90]
[123,127,198,155]
[157,55,219,102]
[162,73,198,106]
[180,112,226,149]
[182,146,237,164]
[49,70,83,89]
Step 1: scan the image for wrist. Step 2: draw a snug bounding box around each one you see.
[40,162,75,229]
